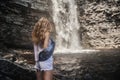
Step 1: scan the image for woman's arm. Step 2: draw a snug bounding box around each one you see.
[34,32,50,61]
[43,31,50,49]
[33,43,39,62]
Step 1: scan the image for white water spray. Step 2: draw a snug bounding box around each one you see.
[52,0,99,53]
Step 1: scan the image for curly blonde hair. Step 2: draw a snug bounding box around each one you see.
[32,17,52,46]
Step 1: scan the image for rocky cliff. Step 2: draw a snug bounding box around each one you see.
[0,0,120,49]
[77,0,120,49]
[0,0,52,49]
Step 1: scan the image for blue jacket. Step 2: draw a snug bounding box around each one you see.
[39,38,55,61]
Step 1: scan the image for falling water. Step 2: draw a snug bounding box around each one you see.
[52,0,81,52]
[52,0,99,53]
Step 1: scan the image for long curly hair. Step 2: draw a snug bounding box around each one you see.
[32,17,52,46]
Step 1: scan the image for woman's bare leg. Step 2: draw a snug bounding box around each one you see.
[43,70,53,80]
[36,69,42,80]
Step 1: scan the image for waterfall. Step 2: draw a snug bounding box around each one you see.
[52,0,82,53]
[52,0,100,53]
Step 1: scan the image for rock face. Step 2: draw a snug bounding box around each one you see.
[0,0,120,49]
[54,49,120,80]
[76,0,120,49]
[0,58,36,80]
[1,49,120,80]
[0,0,53,49]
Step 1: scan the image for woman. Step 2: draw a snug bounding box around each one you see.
[31,17,54,80]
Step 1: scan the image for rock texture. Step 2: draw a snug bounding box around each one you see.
[54,49,120,80]
[1,49,120,80]
[0,0,120,49]
[0,58,36,80]
[77,0,120,49]
[0,0,53,49]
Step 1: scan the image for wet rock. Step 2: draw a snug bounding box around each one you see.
[0,58,36,80]
[84,73,92,80]
[53,49,120,80]
[77,0,120,49]
[0,74,13,80]
[3,54,16,61]
[0,48,120,80]
[0,0,53,49]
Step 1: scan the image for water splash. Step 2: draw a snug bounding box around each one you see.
[52,0,82,52]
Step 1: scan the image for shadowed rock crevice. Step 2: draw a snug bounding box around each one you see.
[0,59,36,80]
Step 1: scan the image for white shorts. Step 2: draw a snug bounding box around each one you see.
[34,56,53,71]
